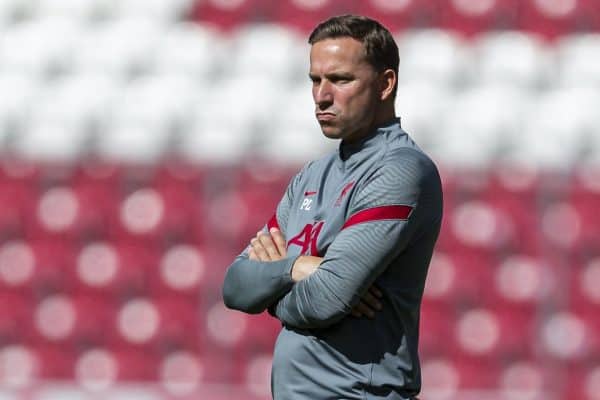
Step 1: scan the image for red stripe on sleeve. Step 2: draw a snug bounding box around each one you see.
[342,205,413,230]
[267,214,280,230]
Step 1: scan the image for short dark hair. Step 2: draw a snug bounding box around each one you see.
[308,15,399,98]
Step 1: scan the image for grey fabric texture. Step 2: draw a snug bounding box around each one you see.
[223,119,443,400]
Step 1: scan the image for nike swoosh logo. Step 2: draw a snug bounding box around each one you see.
[304,191,317,196]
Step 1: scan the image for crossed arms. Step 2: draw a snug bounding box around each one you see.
[222,149,441,329]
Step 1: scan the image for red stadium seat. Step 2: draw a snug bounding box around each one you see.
[562,363,600,400]
[158,350,205,396]
[453,305,536,359]
[439,0,519,36]
[0,294,34,344]
[148,244,208,299]
[0,344,42,389]
[73,241,155,297]
[189,0,270,31]
[497,359,555,399]
[419,303,457,358]
[519,0,600,39]
[538,310,597,361]
[30,294,118,350]
[272,0,351,33]
[356,0,439,32]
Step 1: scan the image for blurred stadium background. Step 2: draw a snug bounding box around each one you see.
[0,0,599,399]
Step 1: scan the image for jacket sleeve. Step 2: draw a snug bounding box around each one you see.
[272,149,443,328]
[222,164,308,314]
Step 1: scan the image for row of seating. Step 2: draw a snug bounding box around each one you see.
[2,0,599,37]
[1,308,599,396]
[2,20,599,85]
[192,0,600,38]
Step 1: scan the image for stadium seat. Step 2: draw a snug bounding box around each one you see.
[497,359,553,400]
[189,0,269,30]
[0,344,42,389]
[355,0,437,32]
[539,311,595,361]
[72,18,164,78]
[115,297,162,348]
[395,29,468,87]
[493,254,549,306]
[419,303,457,358]
[159,349,205,396]
[439,0,519,36]
[395,81,451,152]
[0,0,31,27]
[204,300,250,351]
[557,33,600,88]
[562,363,600,400]
[230,24,306,82]
[33,0,110,21]
[149,244,207,299]
[0,74,40,146]
[0,17,81,77]
[272,0,350,33]
[514,88,600,169]
[244,353,273,399]
[0,293,34,344]
[153,23,226,81]
[519,0,599,38]
[435,85,532,168]
[115,0,195,23]
[470,31,551,88]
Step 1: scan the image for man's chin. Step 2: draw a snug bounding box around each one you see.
[319,125,343,140]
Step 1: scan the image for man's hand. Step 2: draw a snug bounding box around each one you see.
[291,256,323,282]
[250,228,383,318]
[351,285,383,319]
[248,228,287,261]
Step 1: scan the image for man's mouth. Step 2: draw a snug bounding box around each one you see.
[316,113,336,122]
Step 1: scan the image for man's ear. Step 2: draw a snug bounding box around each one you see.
[380,69,396,101]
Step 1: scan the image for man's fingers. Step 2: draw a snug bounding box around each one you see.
[352,302,375,319]
[362,291,382,311]
[248,248,259,261]
[250,237,271,261]
[270,228,287,257]
[370,285,383,298]
[258,232,282,260]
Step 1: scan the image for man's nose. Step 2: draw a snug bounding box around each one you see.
[314,81,333,108]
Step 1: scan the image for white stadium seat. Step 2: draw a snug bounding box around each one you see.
[72,18,164,78]
[0,74,40,145]
[193,76,281,141]
[557,33,600,88]
[470,31,552,89]
[28,73,118,139]
[32,0,112,21]
[394,81,452,151]
[0,17,82,77]
[434,85,532,168]
[396,29,469,87]
[115,0,195,23]
[107,74,199,137]
[510,87,600,169]
[97,74,199,163]
[152,23,227,81]
[230,24,307,82]
[13,121,89,161]
[271,82,316,134]
[0,0,32,27]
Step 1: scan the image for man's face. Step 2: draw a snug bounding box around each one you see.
[309,37,381,142]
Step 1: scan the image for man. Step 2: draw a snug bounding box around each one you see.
[222,15,443,400]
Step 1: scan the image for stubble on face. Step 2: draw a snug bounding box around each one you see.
[309,38,381,143]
